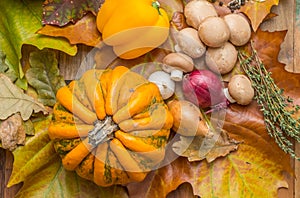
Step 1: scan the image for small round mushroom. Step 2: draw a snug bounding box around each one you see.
[205,42,238,74]
[228,74,254,105]
[148,71,175,100]
[176,27,206,58]
[162,52,194,81]
[198,16,231,48]
[223,13,251,46]
[184,0,218,29]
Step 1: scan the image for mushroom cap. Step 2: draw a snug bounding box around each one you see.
[177,27,206,58]
[184,0,218,29]
[228,74,254,105]
[162,52,194,72]
[198,16,230,48]
[205,42,238,74]
[223,13,251,46]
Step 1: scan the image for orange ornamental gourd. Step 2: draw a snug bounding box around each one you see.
[48,66,173,186]
[96,0,170,59]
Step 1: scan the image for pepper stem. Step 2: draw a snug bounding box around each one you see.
[88,116,119,147]
[152,1,162,15]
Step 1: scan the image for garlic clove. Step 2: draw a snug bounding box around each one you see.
[223,88,236,103]
[148,71,175,100]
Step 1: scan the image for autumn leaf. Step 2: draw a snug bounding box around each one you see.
[15,159,128,198]
[0,74,48,120]
[38,13,101,47]
[240,0,279,31]
[7,116,55,187]
[0,0,77,89]
[42,0,104,26]
[25,49,66,107]
[0,51,18,83]
[172,129,239,163]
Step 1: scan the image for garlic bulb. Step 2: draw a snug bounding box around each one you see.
[148,71,175,100]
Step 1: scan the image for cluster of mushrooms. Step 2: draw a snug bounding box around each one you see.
[148,0,255,106]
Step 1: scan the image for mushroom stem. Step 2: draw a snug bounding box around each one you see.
[223,88,236,103]
[170,70,183,81]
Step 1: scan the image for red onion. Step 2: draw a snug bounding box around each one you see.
[182,70,227,109]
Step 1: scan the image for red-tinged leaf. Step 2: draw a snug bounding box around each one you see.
[38,13,101,47]
[42,0,104,27]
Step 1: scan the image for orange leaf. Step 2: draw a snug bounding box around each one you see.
[241,0,280,31]
[38,13,101,47]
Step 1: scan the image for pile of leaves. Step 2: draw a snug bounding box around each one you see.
[0,0,299,197]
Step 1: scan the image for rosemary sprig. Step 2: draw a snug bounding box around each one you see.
[238,41,300,160]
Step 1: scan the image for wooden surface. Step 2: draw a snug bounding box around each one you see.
[1,0,300,197]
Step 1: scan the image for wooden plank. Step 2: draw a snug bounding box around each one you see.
[294,0,300,197]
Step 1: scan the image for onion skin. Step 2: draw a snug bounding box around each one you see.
[182,70,226,108]
[167,100,210,137]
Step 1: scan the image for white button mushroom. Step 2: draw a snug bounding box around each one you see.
[223,13,252,46]
[148,71,175,100]
[162,52,194,82]
[227,74,254,105]
[198,16,231,48]
[184,0,218,29]
[176,27,206,58]
[205,42,238,75]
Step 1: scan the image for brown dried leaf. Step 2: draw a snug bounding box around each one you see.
[38,13,101,47]
[0,113,26,151]
[172,130,239,162]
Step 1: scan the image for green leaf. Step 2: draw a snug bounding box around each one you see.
[0,74,48,120]
[0,51,17,82]
[7,117,55,187]
[42,0,104,26]
[15,159,128,198]
[25,49,66,107]
[0,0,77,89]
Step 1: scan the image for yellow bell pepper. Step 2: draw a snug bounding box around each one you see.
[96,0,170,59]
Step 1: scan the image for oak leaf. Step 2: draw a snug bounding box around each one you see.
[42,0,104,26]
[25,49,66,107]
[38,13,101,47]
[0,74,48,120]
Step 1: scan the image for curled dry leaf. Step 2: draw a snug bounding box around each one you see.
[0,74,48,120]
[0,113,26,151]
[38,13,101,47]
[172,129,239,163]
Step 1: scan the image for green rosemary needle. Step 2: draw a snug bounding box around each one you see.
[238,42,300,160]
